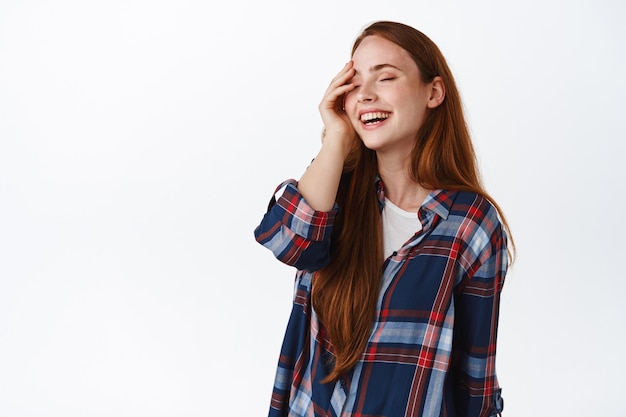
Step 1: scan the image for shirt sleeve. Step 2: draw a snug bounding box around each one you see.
[451,212,508,417]
[253,179,339,272]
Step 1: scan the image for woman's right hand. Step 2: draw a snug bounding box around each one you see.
[318,61,357,157]
[297,62,358,212]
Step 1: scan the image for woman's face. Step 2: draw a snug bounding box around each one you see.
[344,35,434,156]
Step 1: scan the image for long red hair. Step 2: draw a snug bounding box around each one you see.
[312,21,514,383]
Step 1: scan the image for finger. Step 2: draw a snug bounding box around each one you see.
[321,83,354,109]
[328,61,354,88]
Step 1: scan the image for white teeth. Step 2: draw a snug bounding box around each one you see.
[360,112,390,123]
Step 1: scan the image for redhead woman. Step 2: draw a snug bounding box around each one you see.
[254,20,513,417]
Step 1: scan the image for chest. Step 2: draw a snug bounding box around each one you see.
[378,222,464,315]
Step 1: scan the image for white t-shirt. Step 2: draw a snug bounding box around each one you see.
[382,198,422,259]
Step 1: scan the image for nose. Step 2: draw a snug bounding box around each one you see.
[357,82,376,103]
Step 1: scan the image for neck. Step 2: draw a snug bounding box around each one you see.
[377,152,430,213]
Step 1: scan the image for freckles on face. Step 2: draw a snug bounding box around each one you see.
[344,36,431,140]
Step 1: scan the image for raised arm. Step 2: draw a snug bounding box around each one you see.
[254,62,359,271]
[298,61,358,211]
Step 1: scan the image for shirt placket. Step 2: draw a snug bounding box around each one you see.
[326,377,348,417]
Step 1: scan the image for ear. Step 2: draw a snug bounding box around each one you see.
[426,76,445,109]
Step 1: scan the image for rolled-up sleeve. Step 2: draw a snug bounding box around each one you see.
[254,180,339,272]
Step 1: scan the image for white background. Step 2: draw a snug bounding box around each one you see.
[1,0,624,416]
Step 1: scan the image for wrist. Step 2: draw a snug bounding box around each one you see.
[321,130,354,161]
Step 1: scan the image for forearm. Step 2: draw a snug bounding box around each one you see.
[300,59,357,212]
[298,135,351,212]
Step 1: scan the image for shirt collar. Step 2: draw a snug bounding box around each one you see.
[375,177,454,220]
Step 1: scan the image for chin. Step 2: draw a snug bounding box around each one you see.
[359,138,381,151]
[359,136,390,151]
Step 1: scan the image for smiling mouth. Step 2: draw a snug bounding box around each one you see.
[360,112,390,125]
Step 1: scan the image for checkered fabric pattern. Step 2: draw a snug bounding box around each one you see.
[254,179,508,417]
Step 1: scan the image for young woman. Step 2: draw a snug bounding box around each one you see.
[254,21,512,417]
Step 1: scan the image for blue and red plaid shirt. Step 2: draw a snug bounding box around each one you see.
[254,178,508,417]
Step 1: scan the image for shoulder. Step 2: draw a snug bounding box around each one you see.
[447,190,501,231]
[432,191,508,286]
[436,190,504,257]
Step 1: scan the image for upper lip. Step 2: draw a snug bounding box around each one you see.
[358,108,391,117]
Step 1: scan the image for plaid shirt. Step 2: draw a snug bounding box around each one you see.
[254,179,507,417]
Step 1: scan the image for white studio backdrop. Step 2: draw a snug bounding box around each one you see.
[1,1,624,416]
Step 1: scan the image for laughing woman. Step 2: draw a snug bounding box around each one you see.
[254,21,513,417]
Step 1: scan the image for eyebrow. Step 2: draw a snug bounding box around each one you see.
[354,63,402,75]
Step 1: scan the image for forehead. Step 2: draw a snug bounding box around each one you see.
[351,35,416,73]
